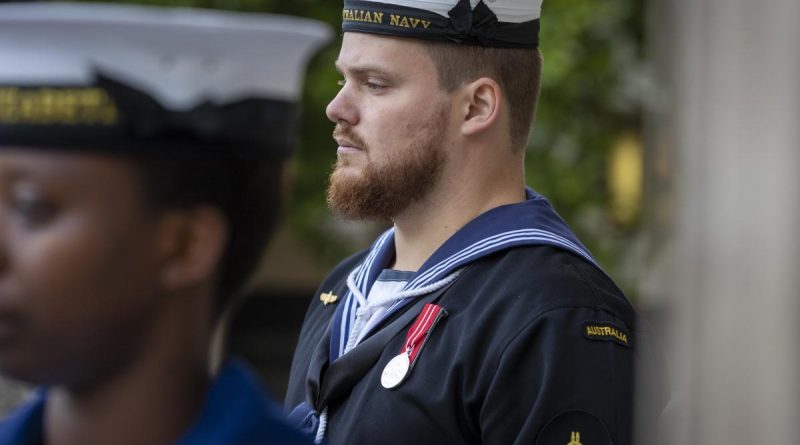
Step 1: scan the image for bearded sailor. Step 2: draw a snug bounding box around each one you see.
[286,1,650,444]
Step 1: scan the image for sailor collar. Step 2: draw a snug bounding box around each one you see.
[329,187,599,361]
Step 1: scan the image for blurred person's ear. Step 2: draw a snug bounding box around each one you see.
[157,207,228,292]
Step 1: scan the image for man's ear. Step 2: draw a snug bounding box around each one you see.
[157,206,228,292]
[460,77,502,137]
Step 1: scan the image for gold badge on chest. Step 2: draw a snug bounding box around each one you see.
[320,292,339,305]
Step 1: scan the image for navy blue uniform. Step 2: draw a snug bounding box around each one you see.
[286,189,642,445]
[0,360,314,445]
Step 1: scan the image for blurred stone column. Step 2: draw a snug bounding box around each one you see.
[645,0,800,443]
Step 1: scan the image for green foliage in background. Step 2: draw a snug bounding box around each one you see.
[530,0,645,289]
[79,0,645,292]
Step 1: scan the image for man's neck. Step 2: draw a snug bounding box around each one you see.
[391,180,525,272]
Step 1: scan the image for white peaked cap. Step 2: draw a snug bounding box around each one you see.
[0,2,332,110]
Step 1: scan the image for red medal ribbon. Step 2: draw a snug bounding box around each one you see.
[401,303,447,364]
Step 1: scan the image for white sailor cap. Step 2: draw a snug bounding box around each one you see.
[342,0,543,48]
[0,2,332,158]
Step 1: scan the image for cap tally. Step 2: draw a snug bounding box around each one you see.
[0,2,332,158]
[342,0,542,48]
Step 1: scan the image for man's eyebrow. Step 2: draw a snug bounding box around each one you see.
[334,60,392,78]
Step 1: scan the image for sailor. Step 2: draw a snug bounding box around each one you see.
[285,1,654,444]
[0,3,329,444]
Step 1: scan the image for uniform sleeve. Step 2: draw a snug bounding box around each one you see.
[479,306,634,445]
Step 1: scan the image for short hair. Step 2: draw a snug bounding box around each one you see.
[420,41,543,150]
[131,157,283,317]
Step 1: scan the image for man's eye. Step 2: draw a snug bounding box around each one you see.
[337,78,346,87]
[364,81,386,91]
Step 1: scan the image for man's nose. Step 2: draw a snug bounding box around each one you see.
[326,86,359,126]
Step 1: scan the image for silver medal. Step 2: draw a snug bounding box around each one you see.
[381,352,410,389]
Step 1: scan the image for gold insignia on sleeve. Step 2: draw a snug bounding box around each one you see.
[582,321,632,348]
[567,431,582,445]
[320,292,339,305]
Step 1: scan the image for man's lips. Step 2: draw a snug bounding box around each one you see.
[333,125,366,152]
[335,138,364,155]
[335,138,361,149]
[337,147,362,156]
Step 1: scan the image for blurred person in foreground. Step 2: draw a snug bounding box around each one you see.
[0,3,329,444]
[286,1,651,444]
